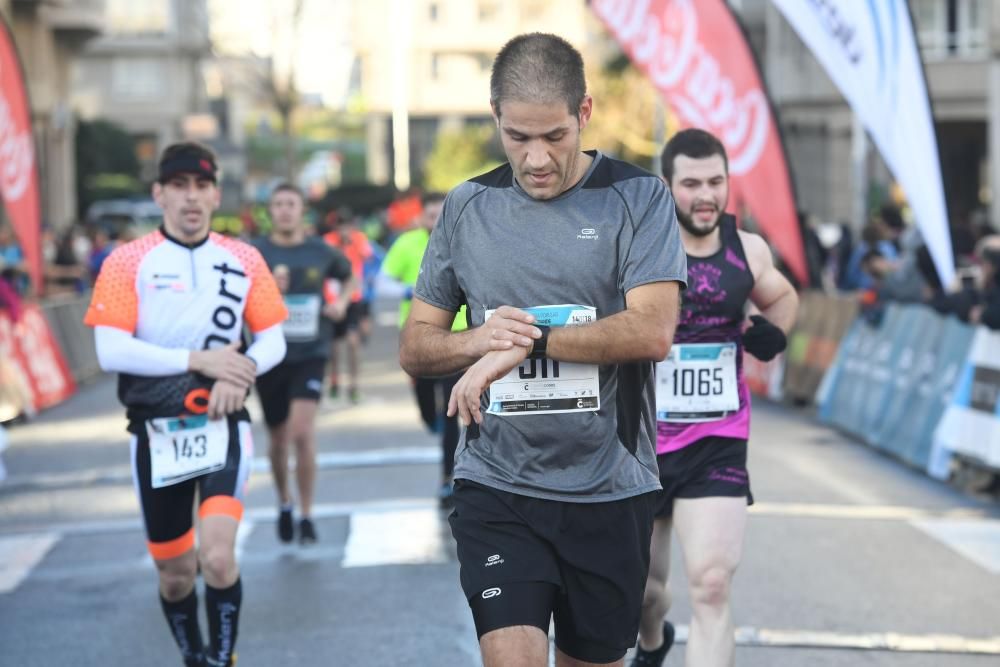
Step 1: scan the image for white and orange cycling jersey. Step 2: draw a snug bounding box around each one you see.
[85,228,287,427]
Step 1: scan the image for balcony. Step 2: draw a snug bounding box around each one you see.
[42,0,105,43]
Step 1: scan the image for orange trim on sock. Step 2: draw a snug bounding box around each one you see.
[148,528,195,561]
[199,495,243,521]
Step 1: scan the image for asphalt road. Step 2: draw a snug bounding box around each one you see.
[1,300,998,666]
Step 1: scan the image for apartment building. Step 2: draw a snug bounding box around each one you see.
[351,0,589,186]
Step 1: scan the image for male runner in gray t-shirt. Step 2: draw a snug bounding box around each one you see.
[400,33,686,667]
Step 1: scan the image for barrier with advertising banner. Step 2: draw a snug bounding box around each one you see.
[934,327,1000,473]
[782,291,858,404]
[0,303,76,418]
[817,303,979,477]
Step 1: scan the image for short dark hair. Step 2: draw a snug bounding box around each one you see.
[490,33,586,117]
[660,129,729,183]
[157,142,218,183]
[270,182,304,201]
[421,191,446,207]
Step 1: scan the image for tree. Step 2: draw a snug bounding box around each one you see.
[583,53,668,169]
[74,119,142,217]
[423,125,503,192]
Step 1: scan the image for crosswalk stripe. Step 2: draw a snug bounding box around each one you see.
[342,507,448,568]
[0,533,59,594]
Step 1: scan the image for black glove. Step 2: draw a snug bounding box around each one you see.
[742,315,786,361]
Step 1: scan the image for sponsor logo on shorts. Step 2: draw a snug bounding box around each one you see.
[481,587,502,599]
[577,227,599,240]
[306,379,323,392]
[485,553,504,567]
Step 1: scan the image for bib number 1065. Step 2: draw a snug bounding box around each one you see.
[672,367,724,397]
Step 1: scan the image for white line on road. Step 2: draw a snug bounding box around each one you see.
[911,518,1000,575]
[2,446,442,491]
[0,533,58,594]
[342,507,448,568]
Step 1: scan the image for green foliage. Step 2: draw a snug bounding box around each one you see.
[423,125,503,192]
[75,118,144,217]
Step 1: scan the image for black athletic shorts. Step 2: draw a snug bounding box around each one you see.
[653,436,753,518]
[130,417,252,560]
[255,358,325,427]
[332,302,365,338]
[449,480,656,663]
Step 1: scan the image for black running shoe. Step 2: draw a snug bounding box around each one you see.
[277,507,294,543]
[299,518,317,545]
[630,620,675,667]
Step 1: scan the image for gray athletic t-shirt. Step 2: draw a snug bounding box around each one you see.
[416,151,687,502]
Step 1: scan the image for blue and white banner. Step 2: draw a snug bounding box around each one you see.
[934,327,1000,473]
[771,0,955,287]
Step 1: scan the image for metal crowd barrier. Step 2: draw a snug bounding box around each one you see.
[40,294,101,383]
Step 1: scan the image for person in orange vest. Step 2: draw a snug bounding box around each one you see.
[322,208,374,403]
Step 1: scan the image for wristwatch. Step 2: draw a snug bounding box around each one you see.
[529,325,551,359]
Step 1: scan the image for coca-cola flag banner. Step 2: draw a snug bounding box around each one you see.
[0,19,41,292]
[771,0,955,288]
[591,0,807,284]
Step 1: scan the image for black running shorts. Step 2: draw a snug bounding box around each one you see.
[449,480,656,663]
[130,417,252,560]
[255,358,325,426]
[653,436,753,518]
[332,301,364,338]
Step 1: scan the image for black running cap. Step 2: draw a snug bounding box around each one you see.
[158,154,217,184]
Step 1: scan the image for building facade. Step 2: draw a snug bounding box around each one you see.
[351,0,589,187]
[743,0,999,235]
[71,0,211,182]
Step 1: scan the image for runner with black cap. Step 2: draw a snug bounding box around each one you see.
[85,142,288,667]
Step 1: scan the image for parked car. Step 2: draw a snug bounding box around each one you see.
[85,199,163,236]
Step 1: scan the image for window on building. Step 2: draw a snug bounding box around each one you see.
[431,53,440,80]
[106,0,171,35]
[479,0,501,21]
[429,2,439,22]
[913,0,987,58]
[112,59,166,101]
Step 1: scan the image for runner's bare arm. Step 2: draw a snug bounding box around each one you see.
[544,281,680,364]
[399,299,541,377]
[740,231,798,332]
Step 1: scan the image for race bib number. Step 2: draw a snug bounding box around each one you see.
[487,305,600,416]
[656,343,740,423]
[146,415,229,488]
[283,294,321,340]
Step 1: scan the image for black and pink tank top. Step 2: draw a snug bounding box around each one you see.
[657,214,755,453]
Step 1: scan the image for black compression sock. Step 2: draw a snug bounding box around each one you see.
[159,588,205,666]
[205,578,242,667]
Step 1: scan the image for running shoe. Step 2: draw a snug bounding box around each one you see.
[299,518,318,545]
[630,620,675,667]
[328,384,339,399]
[277,507,294,543]
[348,387,361,404]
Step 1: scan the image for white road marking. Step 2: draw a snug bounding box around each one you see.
[3,447,442,491]
[911,518,1000,575]
[342,507,447,568]
[750,502,985,521]
[0,533,59,594]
